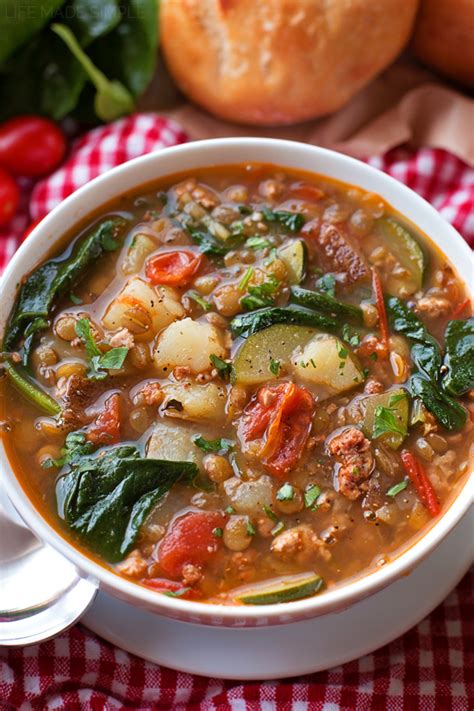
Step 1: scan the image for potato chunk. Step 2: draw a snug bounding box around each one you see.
[161,380,227,422]
[102,277,184,338]
[291,334,363,396]
[146,421,202,465]
[154,317,226,374]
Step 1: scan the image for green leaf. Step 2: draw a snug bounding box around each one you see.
[387,297,441,380]
[164,587,192,598]
[442,318,474,396]
[241,274,280,311]
[98,347,128,370]
[75,318,102,359]
[75,319,128,378]
[0,0,64,64]
[192,435,234,454]
[213,527,223,538]
[262,208,305,233]
[262,505,278,522]
[238,267,254,291]
[372,405,406,440]
[187,291,212,312]
[246,520,256,536]
[409,374,467,432]
[276,483,295,501]
[3,217,126,360]
[210,353,232,379]
[304,483,321,509]
[245,237,271,250]
[269,358,280,376]
[316,274,336,297]
[386,481,408,497]
[44,431,95,469]
[56,444,197,562]
[51,23,135,121]
[62,0,122,47]
[88,0,158,98]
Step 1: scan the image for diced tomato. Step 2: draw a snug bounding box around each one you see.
[238,382,315,478]
[87,393,121,446]
[290,182,324,202]
[158,511,226,578]
[371,268,390,358]
[141,578,201,599]
[145,250,202,286]
[401,450,440,517]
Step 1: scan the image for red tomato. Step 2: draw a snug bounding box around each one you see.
[145,250,202,286]
[0,116,66,177]
[158,511,226,578]
[87,393,121,446]
[238,382,315,478]
[22,217,43,242]
[141,578,201,599]
[0,168,19,226]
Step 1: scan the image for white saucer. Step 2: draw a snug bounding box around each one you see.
[83,509,473,680]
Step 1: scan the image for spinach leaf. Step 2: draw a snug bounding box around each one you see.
[410,374,467,432]
[442,318,474,396]
[62,0,121,47]
[52,23,135,121]
[3,217,126,359]
[290,286,363,322]
[88,0,158,98]
[262,208,305,233]
[56,444,198,562]
[230,306,338,339]
[0,0,63,64]
[42,430,94,468]
[386,297,441,380]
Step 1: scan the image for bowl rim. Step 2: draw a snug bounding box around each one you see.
[1,137,473,623]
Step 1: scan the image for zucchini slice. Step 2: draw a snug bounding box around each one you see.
[362,387,409,449]
[375,218,425,296]
[232,324,317,385]
[278,239,307,284]
[237,574,323,605]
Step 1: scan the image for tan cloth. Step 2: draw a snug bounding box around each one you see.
[143,60,474,165]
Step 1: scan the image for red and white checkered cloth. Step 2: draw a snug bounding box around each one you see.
[0,114,472,710]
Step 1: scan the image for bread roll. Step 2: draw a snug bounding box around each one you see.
[160,0,418,126]
[411,0,474,87]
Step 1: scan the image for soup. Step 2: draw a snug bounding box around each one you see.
[1,164,472,605]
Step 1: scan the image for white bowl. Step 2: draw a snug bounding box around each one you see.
[1,138,473,628]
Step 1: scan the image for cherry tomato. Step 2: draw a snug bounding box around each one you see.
[145,250,202,286]
[22,217,43,242]
[0,116,66,177]
[87,393,121,446]
[238,382,315,478]
[158,511,226,578]
[0,167,19,226]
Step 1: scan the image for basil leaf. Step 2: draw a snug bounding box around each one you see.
[56,445,197,562]
[0,0,63,65]
[442,318,474,396]
[98,347,129,370]
[210,354,232,378]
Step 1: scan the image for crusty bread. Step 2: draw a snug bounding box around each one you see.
[160,0,418,126]
[411,0,474,88]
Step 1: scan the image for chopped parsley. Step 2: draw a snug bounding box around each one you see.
[276,483,295,501]
[263,505,278,522]
[271,521,285,536]
[213,527,223,538]
[241,273,280,311]
[163,587,192,598]
[373,405,406,440]
[370,352,378,361]
[193,435,235,454]
[246,520,256,536]
[341,324,361,347]
[304,484,321,509]
[225,505,236,515]
[386,481,408,497]
[269,358,281,376]
[188,290,212,311]
[316,273,336,297]
[245,236,271,250]
[210,353,232,378]
[238,267,254,291]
